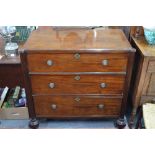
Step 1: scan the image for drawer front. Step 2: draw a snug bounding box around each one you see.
[27,53,128,72]
[33,95,122,117]
[30,75,125,95]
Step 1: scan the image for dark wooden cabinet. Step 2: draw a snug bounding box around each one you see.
[0,56,25,88]
[0,36,25,88]
[20,27,135,128]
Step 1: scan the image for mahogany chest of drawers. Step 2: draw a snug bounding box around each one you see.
[20,27,135,128]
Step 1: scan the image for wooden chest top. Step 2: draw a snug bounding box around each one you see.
[22,28,134,52]
[132,36,155,57]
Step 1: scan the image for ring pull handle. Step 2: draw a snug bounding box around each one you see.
[98,104,104,109]
[100,83,106,88]
[49,83,55,89]
[102,59,108,66]
[47,60,53,66]
[51,104,57,110]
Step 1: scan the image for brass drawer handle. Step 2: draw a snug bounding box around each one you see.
[100,83,106,88]
[51,104,57,110]
[47,60,53,66]
[102,59,108,66]
[75,97,80,102]
[49,83,55,88]
[74,75,80,81]
[98,104,104,109]
[74,53,80,60]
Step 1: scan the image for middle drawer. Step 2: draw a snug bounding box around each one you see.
[30,74,125,95]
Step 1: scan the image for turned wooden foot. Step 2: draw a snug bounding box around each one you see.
[129,106,139,129]
[128,116,135,129]
[115,118,126,129]
[29,118,39,129]
[135,106,143,129]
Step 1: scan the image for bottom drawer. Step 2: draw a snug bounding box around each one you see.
[33,95,122,117]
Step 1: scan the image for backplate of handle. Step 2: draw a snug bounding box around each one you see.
[74,75,81,81]
[74,53,80,60]
[74,97,80,102]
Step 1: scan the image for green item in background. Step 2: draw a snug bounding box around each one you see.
[12,26,36,43]
[2,102,11,108]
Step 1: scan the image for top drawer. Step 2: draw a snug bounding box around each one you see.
[27,53,128,73]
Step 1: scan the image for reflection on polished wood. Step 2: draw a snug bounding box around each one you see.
[23,28,133,51]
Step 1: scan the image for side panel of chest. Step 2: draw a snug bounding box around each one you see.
[142,59,155,96]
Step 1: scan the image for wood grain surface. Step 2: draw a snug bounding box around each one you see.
[22,28,133,51]
[33,95,122,117]
[27,53,128,72]
[30,74,125,95]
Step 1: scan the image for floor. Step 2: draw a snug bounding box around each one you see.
[0,117,129,129]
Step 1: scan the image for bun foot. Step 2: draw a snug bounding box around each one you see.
[115,118,126,129]
[29,118,39,129]
[128,120,134,129]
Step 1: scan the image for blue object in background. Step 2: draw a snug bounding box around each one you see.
[144,27,155,45]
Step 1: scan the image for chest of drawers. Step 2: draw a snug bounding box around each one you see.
[20,27,135,128]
